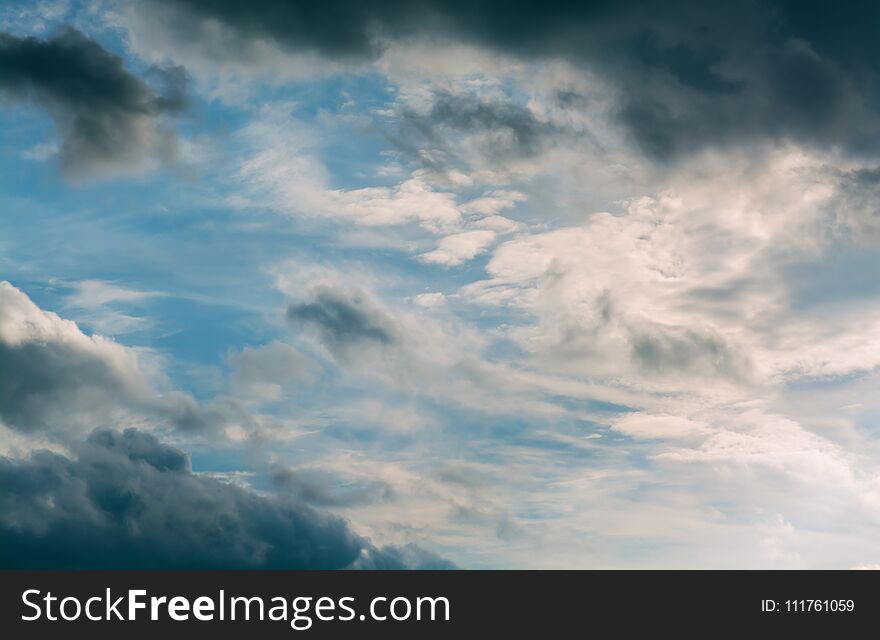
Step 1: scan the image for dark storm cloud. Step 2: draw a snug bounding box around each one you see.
[146,0,880,159]
[0,428,450,569]
[0,27,187,178]
[287,288,394,358]
[146,0,626,60]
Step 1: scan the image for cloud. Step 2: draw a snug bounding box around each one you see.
[62,280,163,336]
[829,166,880,242]
[8,3,880,570]
[145,0,421,61]
[421,230,497,266]
[271,465,394,508]
[0,280,159,435]
[0,280,246,438]
[612,413,709,440]
[276,268,634,424]
[459,147,880,389]
[138,0,880,161]
[65,280,160,308]
[352,543,455,570]
[287,287,395,361]
[390,90,565,171]
[0,284,452,568]
[0,27,187,178]
[417,91,556,155]
[0,427,450,568]
[229,341,320,401]
[233,107,464,232]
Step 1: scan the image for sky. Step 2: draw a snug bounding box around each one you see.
[3,0,880,569]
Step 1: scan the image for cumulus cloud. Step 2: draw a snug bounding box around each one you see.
[0,280,159,435]
[0,27,188,179]
[0,427,451,568]
[459,147,880,390]
[0,282,454,568]
[0,280,246,438]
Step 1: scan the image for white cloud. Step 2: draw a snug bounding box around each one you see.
[421,230,497,266]
[233,106,463,232]
[61,279,161,335]
[65,279,158,308]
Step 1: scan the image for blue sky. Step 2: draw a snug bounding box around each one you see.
[4,0,880,569]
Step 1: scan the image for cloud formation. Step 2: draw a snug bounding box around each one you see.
[0,282,454,568]
[287,287,396,361]
[0,280,247,438]
[229,341,320,401]
[0,27,186,178]
[0,428,449,568]
[5,0,880,569]
[141,0,880,160]
[0,280,158,435]
[392,90,564,171]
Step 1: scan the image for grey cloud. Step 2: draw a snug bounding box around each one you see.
[535,289,751,381]
[145,0,632,61]
[161,394,255,435]
[148,0,424,60]
[388,90,566,171]
[631,30,742,95]
[146,63,190,112]
[230,341,320,399]
[144,0,880,159]
[629,326,750,381]
[829,167,880,242]
[0,327,241,438]
[0,284,452,568]
[286,288,395,359]
[0,428,449,568]
[403,91,558,155]
[0,338,147,436]
[0,27,187,178]
[82,427,191,472]
[0,280,240,438]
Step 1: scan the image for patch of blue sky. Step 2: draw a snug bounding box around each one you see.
[784,243,880,311]
[188,441,259,474]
